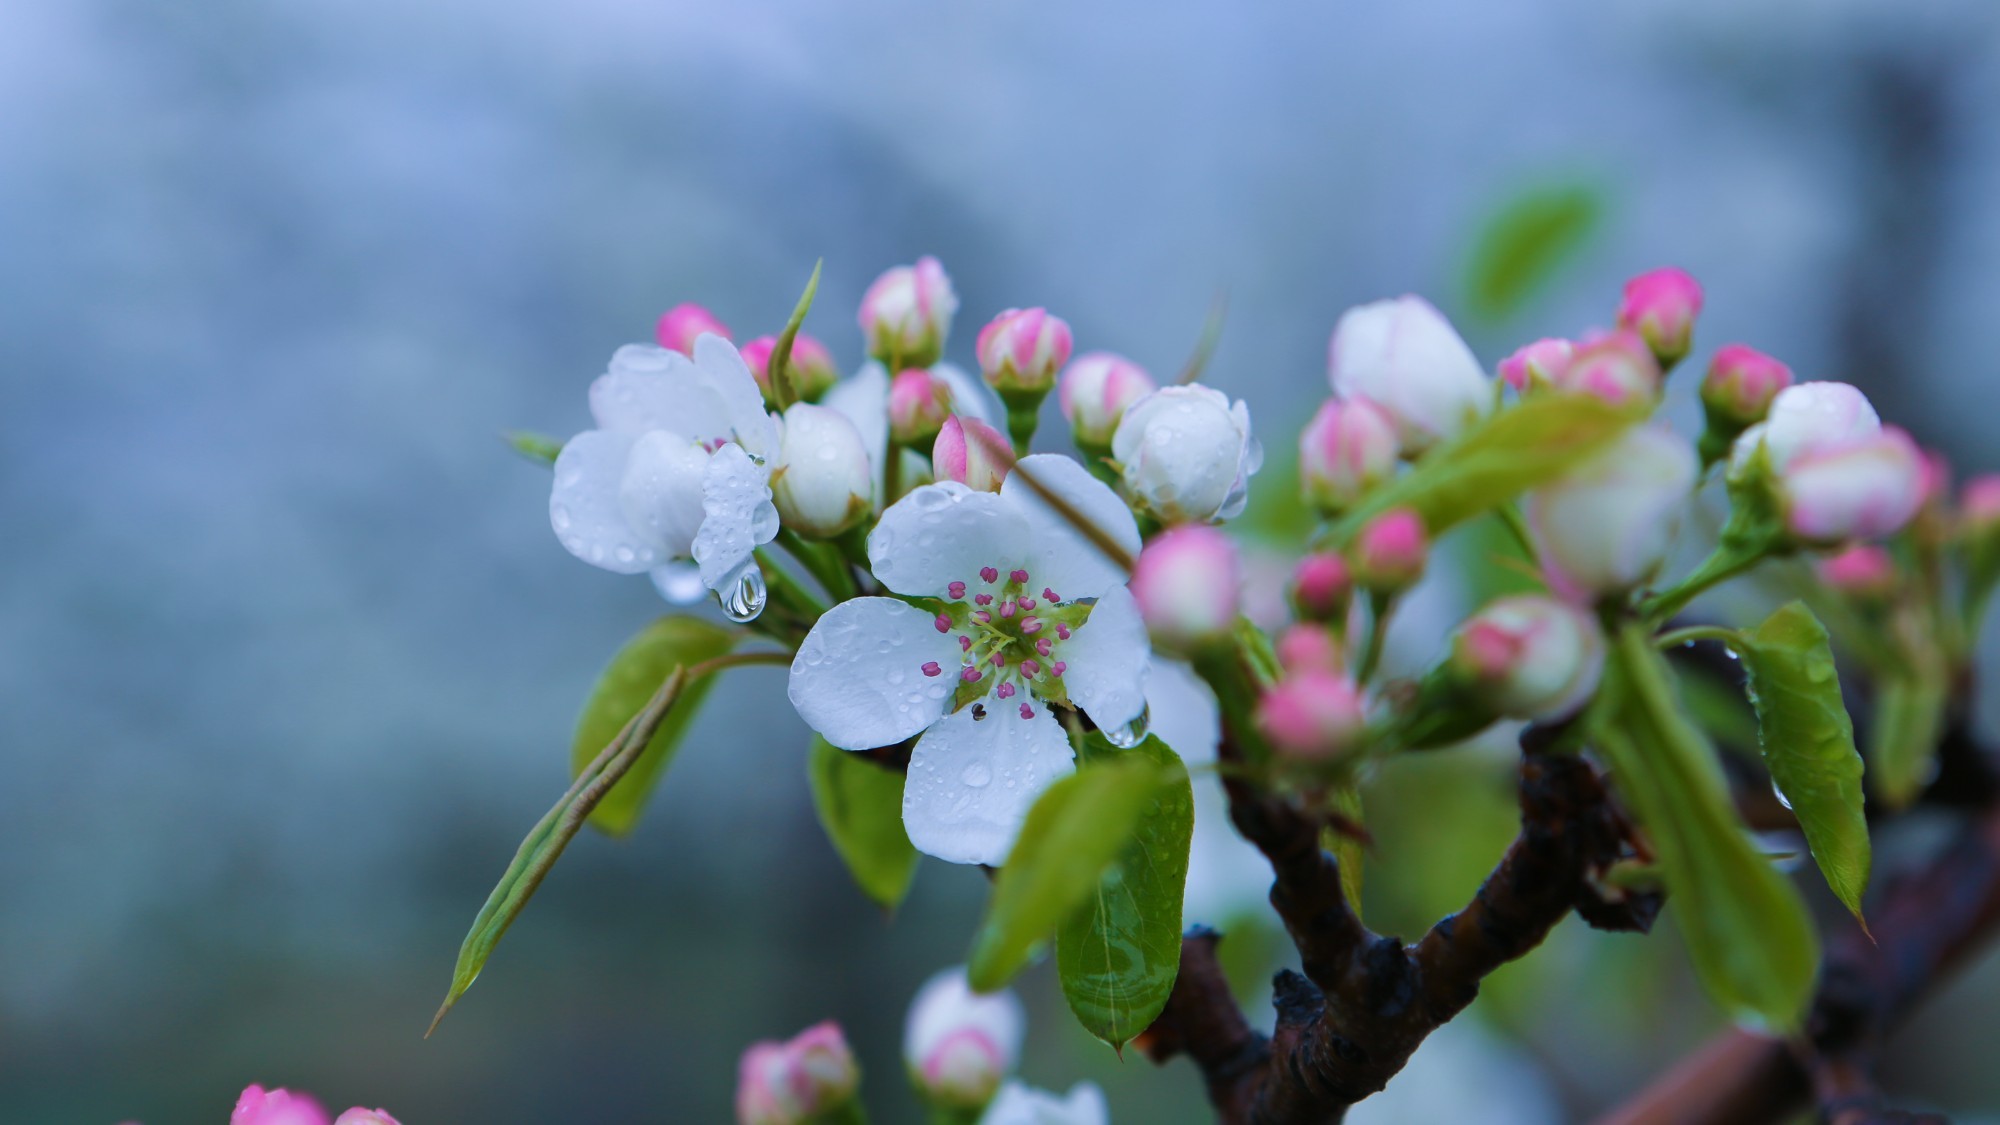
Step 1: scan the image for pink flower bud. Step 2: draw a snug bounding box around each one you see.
[1276,624,1341,673]
[1447,595,1604,720]
[1552,329,1661,407]
[1328,295,1491,453]
[1350,508,1427,594]
[736,1042,805,1125]
[741,333,840,405]
[232,1086,329,1125]
[1058,352,1156,448]
[1701,344,1793,429]
[1782,426,1926,545]
[1616,266,1704,367]
[1497,337,1574,393]
[1255,670,1367,761]
[1961,474,2000,534]
[904,967,1024,1110]
[888,368,955,447]
[933,415,1015,492]
[736,1022,861,1125]
[860,256,957,368]
[1130,525,1242,649]
[1290,553,1352,622]
[332,1111,403,1125]
[976,307,1073,396]
[1817,544,1896,598]
[655,302,731,355]
[1299,397,1398,513]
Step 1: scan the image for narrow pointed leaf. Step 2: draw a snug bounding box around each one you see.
[1595,623,1819,1033]
[1733,602,1870,919]
[571,616,738,836]
[966,758,1163,993]
[1324,392,1642,547]
[1056,735,1192,1047]
[1869,674,1947,810]
[503,429,564,466]
[767,259,823,411]
[808,736,920,910]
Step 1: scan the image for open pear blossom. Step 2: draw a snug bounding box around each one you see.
[905,966,1026,1109]
[980,1081,1109,1125]
[1527,426,1698,598]
[1447,595,1604,720]
[788,454,1150,865]
[550,334,780,603]
[1110,384,1261,524]
[1728,382,1926,545]
[1328,295,1490,453]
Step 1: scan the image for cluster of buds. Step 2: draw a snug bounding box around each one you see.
[735,1022,862,1125]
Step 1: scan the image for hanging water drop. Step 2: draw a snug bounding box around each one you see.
[718,564,768,623]
[1104,704,1151,748]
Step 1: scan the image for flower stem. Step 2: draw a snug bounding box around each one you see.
[1654,624,1742,649]
[1355,592,1394,683]
[1640,535,1771,625]
[755,548,829,625]
[778,528,858,603]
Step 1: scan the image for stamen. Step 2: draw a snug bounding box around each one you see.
[933,614,952,634]
[947,581,967,599]
[1052,661,1067,676]
[973,610,991,624]
[1020,659,1041,677]
[961,666,983,683]
[972,703,987,721]
[999,600,1015,619]
[1020,616,1042,635]
[980,566,1000,583]
[1017,597,1036,611]
[996,682,1017,699]
[1019,703,1035,719]
[1035,638,1053,657]
[920,662,942,677]
[959,635,974,651]
[989,651,1005,668]
[1009,569,1030,584]
[1056,623,1072,640]
[974,593,994,606]
[1043,587,1059,603]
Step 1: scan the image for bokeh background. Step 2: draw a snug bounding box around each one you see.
[8,1,2000,1121]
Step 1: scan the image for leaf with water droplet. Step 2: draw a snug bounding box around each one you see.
[571,616,739,836]
[966,755,1166,993]
[1056,733,1192,1048]
[1730,602,1870,921]
[808,736,920,910]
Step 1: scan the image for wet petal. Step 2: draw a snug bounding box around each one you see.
[788,597,961,750]
[1002,454,1141,601]
[903,704,1075,866]
[692,333,778,458]
[1057,584,1150,732]
[550,429,663,574]
[620,431,710,561]
[868,482,1030,598]
[823,362,891,473]
[693,443,779,591]
[589,344,731,439]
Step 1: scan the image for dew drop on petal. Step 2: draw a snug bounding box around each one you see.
[717,564,768,622]
[961,760,992,788]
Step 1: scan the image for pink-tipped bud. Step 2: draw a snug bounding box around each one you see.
[1129,525,1242,650]
[933,415,1015,492]
[860,256,957,369]
[655,302,732,355]
[1616,267,1704,367]
[1498,338,1574,393]
[1782,425,1927,546]
[737,1022,861,1125]
[332,1111,403,1125]
[1818,544,1897,599]
[1299,397,1398,513]
[232,1086,330,1125]
[1290,553,1352,623]
[889,368,956,447]
[741,333,840,405]
[1276,624,1342,673]
[1961,474,2000,534]
[1256,670,1367,761]
[1701,344,1793,430]
[1058,352,1157,449]
[1553,329,1661,407]
[904,967,1025,1110]
[1350,508,1428,594]
[1447,595,1604,721]
[976,307,1073,396]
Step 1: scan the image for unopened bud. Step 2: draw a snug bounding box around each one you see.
[1328,295,1490,453]
[860,256,957,369]
[888,368,955,447]
[1112,385,1260,525]
[741,333,840,406]
[1817,544,1896,599]
[1275,624,1342,673]
[904,967,1024,1111]
[1290,553,1352,623]
[976,307,1072,397]
[1498,337,1574,393]
[333,1111,403,1125]
[1350,508,1427,594]
[1781,426,1926,546]
[1553,329,1660,407]
[1130,525,1242,649]
[1616,266,1704,368]
[1528,426,1697,597]
[1256,670,1367,761]
[736,1022,860,1125]
[1701,344,1792,430]
[232,1086,328,1125]
[1059,352,1156,450]
[655,302,731,355]
[1961,474,2000,535]
[772,403,874,539]
[1299,397,1398,513]
[1447,595,1604,721]
[933,415,1014,492]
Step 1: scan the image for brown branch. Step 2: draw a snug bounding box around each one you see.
[1144,731,1652,1124]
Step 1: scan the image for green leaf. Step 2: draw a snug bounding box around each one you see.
[1324,393,1642,548]
[504,430,564,466]
[1056,735,1193,1047]
[1869,674,1947,810]
[571,616,739,835]
[1595,623,1819,1033]
[966,757,1165,993]
[1731,603,1870,920]
[1463,181,1603,321]
[808,736,920,910]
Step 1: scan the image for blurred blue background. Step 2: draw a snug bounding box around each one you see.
[7,1,2000,1121]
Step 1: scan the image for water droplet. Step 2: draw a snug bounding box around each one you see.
[961,761,993,788]
[1770,778,1794,811]
[1104,705,1151,748]
[717,564,768,622]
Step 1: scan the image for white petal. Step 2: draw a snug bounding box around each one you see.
[589,344,731,439]
[936,361,1001,425]
[620,431,710,560]
[788,598,961,750]
[550,429,663,574]
[824,362,891,471]
[904,705,1075,866]
[1001,453,1142,600]
[649,559,707,604]
[869,482,1031,597]
[693,443,780,591]
[980,1081,1109,1125]
[1058,584,1150,733]
[692,333,779,457]
[1143,657,1221,765]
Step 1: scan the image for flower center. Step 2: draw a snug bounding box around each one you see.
[918,563,1090,720]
